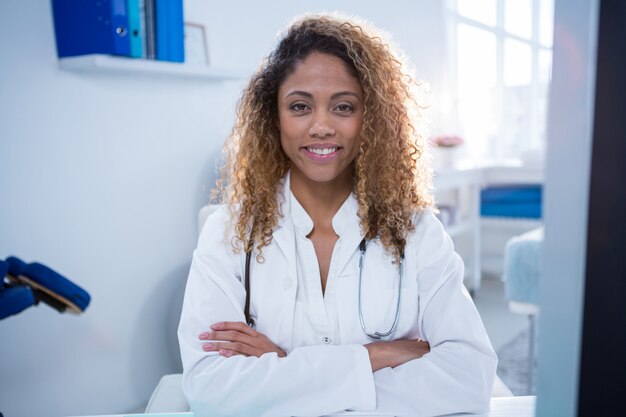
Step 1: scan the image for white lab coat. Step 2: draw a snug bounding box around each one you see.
[178,178,497,417]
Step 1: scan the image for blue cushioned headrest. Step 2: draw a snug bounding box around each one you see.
[6,256,91,312]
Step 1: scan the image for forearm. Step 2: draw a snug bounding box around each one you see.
[364,339,430,372]
[182,344,376,417]
[371,343,497,417]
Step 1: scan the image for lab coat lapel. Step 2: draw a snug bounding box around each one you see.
[271,221,297,278]
[334,195,365,278]
[272,175,297,280]
[267,177,298,350]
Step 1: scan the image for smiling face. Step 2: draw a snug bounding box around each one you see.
[278,52,364,188]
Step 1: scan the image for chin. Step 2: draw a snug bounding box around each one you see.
[299,166,350,185]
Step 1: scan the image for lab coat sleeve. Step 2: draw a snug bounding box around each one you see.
[178,207,376,417]
[371,212,497,417]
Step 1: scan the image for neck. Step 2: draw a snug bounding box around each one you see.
[289,169,353,226]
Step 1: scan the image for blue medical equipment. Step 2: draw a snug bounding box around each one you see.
[0,256,91,319]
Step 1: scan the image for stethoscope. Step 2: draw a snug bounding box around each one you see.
[244,237,404,341]
[357,238,403,339]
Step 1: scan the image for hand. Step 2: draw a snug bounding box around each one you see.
[365,338,430,372]
[199,321,287,358]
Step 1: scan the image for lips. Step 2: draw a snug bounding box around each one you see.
[301,144,342,161]
[306,146,337,155]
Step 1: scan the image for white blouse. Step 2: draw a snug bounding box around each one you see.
[291,189,355,348]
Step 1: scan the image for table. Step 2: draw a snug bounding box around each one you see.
[70,395,537,417]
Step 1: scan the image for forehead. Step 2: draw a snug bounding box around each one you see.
[278,52,362,96]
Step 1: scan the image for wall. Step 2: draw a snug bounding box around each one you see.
[0,1,446,416]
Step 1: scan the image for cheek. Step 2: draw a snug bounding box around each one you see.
[279,125,293,150]
[350,112,364,136]
[277,118,290,147]
[278,116,302,142]
[279,123,301,160]
[347,119,364,150]
[348,139,361,162]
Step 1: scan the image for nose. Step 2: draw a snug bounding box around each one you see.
[308,111,336,138]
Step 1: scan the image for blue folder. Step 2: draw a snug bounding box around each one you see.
[126,0,143,57]
[52,0,131,58]
[155,0,184,62]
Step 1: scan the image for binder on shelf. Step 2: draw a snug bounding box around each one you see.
[155,0,168,61]
[144,0,156,59]
[126,0,142,58]
[51,0,131,58]
[155,0,184,63]
[137,0,148,58]
[167,0,184,62]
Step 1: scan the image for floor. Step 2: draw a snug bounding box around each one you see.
[472,273,529,351]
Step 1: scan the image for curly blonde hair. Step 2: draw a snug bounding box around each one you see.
[215,14,433,263]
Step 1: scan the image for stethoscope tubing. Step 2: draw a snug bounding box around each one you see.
[357,239,403,340]
[244,237,404,340]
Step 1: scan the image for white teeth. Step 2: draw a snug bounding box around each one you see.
[307,147,337,155]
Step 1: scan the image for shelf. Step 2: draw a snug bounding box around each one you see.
[58,54,245,80]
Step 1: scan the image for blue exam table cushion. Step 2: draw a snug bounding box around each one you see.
[481,185,542,219]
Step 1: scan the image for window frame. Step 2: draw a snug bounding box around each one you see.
[445,0,553,158]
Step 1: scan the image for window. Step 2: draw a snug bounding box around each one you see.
[446,0,554,159]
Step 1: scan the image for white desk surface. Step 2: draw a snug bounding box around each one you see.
[71,395,536,417]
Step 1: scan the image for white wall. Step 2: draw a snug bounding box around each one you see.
[0,1,446,416]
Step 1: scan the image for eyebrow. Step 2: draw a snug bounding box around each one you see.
[284,90,362,101]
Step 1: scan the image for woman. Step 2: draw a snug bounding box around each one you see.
[178,15,496,417]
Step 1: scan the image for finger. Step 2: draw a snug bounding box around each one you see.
[199,330,240,340]
[201,330,256,346]
[216,341,259,357]
[202,342,228,352]
[202,341,253,356]
[218,349,240,358]
[211,321,257,337]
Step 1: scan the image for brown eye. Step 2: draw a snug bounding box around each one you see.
[290,103,309,112]
[334,103,354,113]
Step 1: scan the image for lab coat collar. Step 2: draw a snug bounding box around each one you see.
[289,192,314,237]
[289,184,356,239]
